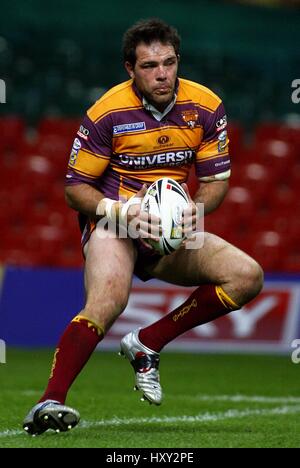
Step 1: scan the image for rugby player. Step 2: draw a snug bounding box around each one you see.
[23,18,263,435]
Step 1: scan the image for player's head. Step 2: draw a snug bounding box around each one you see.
[123,18,181,111]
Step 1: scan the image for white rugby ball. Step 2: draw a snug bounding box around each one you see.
[141,178,189,255]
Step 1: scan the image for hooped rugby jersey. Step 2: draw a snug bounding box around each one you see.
[66,78,230,200]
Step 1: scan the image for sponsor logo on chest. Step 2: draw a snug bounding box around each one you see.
[113,122,146,135]
[117,150,194,170]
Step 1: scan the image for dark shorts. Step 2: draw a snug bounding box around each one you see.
[79,213,162,282]
[132,238,162,281]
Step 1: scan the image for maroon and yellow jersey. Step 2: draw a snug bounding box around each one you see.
[66,78,230,200]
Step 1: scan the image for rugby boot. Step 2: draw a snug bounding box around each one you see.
[23,400,80,435]
[120,329,162,405]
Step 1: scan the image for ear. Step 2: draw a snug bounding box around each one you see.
[125,61,135,79]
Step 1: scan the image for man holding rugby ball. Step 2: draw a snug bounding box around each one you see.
[23,18,263,435]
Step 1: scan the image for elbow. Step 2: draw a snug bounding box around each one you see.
[65,186,77,210]
[223,179,230,196]
[218,180,229,206]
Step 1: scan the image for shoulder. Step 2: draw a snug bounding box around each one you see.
[178,78,222,112]
[87,80,141,123]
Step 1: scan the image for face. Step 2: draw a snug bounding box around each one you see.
[125,41,179,111]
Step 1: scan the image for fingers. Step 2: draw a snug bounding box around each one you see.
[126,210,161,241]
[139,210,161,225]
[135,183,148,199]
[180,183,199,237]
[125,185,148,219]
[127,202,141,218]
[182,204,199,237]
[124,185,163,242]
[138,211,161,240]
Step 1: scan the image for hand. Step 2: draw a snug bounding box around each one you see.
[124,185,162,248]
[181,183,201,239]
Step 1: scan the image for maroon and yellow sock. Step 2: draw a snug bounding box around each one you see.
[139,284,239,353]
[39,315,104,404]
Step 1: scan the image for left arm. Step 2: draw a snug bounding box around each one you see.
[193,97,231,216]
[181,179,229,238]
[193,179,229,215]
[183,96,231,234]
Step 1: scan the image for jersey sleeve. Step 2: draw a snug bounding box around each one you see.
[195,102,231,181]
[65,114,112,186]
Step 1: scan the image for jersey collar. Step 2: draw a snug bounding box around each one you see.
[142,94,177,122]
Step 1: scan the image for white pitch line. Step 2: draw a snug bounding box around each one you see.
[0,429,23,437]
[79,405,300,429]
[1,404,300,438]
[173,394,300,404]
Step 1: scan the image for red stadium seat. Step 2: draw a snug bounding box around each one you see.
[251,230,287,271]
[20,155,59,182]
[55,243,83,268]
[0,248,47,267]
[257,139,295,169]
[50,224,83,267]
[237,162,277,208]
[38,117,81,140]
[23,134,71,173]
[222,186,255,222]
[271,184,296,212]
[291,162,300,190]
[283,252,300,273]
[0,116,25,153]
[254,122,300,146]
[227,122,245,159]
[204,210,235,240]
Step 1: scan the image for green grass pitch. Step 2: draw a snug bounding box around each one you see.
[0,349,299,448]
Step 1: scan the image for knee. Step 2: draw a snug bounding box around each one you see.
[84,290,129,325]
[234,258,264,304]
[103,294,129,317]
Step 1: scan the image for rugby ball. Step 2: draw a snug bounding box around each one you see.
[141,178,189,255]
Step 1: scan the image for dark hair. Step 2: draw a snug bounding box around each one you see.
[122,18,181,66]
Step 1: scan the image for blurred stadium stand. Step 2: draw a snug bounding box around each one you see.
[0,0,299,272]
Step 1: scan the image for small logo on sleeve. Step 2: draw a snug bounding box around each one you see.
[218,130,227,152]
[69,138,81,165]
[77,125,90,140]
[216,115,227,131]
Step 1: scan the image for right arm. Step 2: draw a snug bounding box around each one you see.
[65,113,123,220]
[65,183,106,219]
[65,182,159,242]
[65,114,159,240]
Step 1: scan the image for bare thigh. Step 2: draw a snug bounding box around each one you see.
[146,232,255,288]
[83,224,137,331]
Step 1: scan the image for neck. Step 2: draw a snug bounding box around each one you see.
[151,101,171,112]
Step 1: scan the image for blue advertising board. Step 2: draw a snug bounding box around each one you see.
[0,266,300,352]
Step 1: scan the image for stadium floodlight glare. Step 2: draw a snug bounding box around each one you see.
[0,79,6,103]
[0,339,6,364]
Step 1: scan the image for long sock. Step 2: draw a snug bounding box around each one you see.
[139,284,239,353]
[39,315,104,404]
